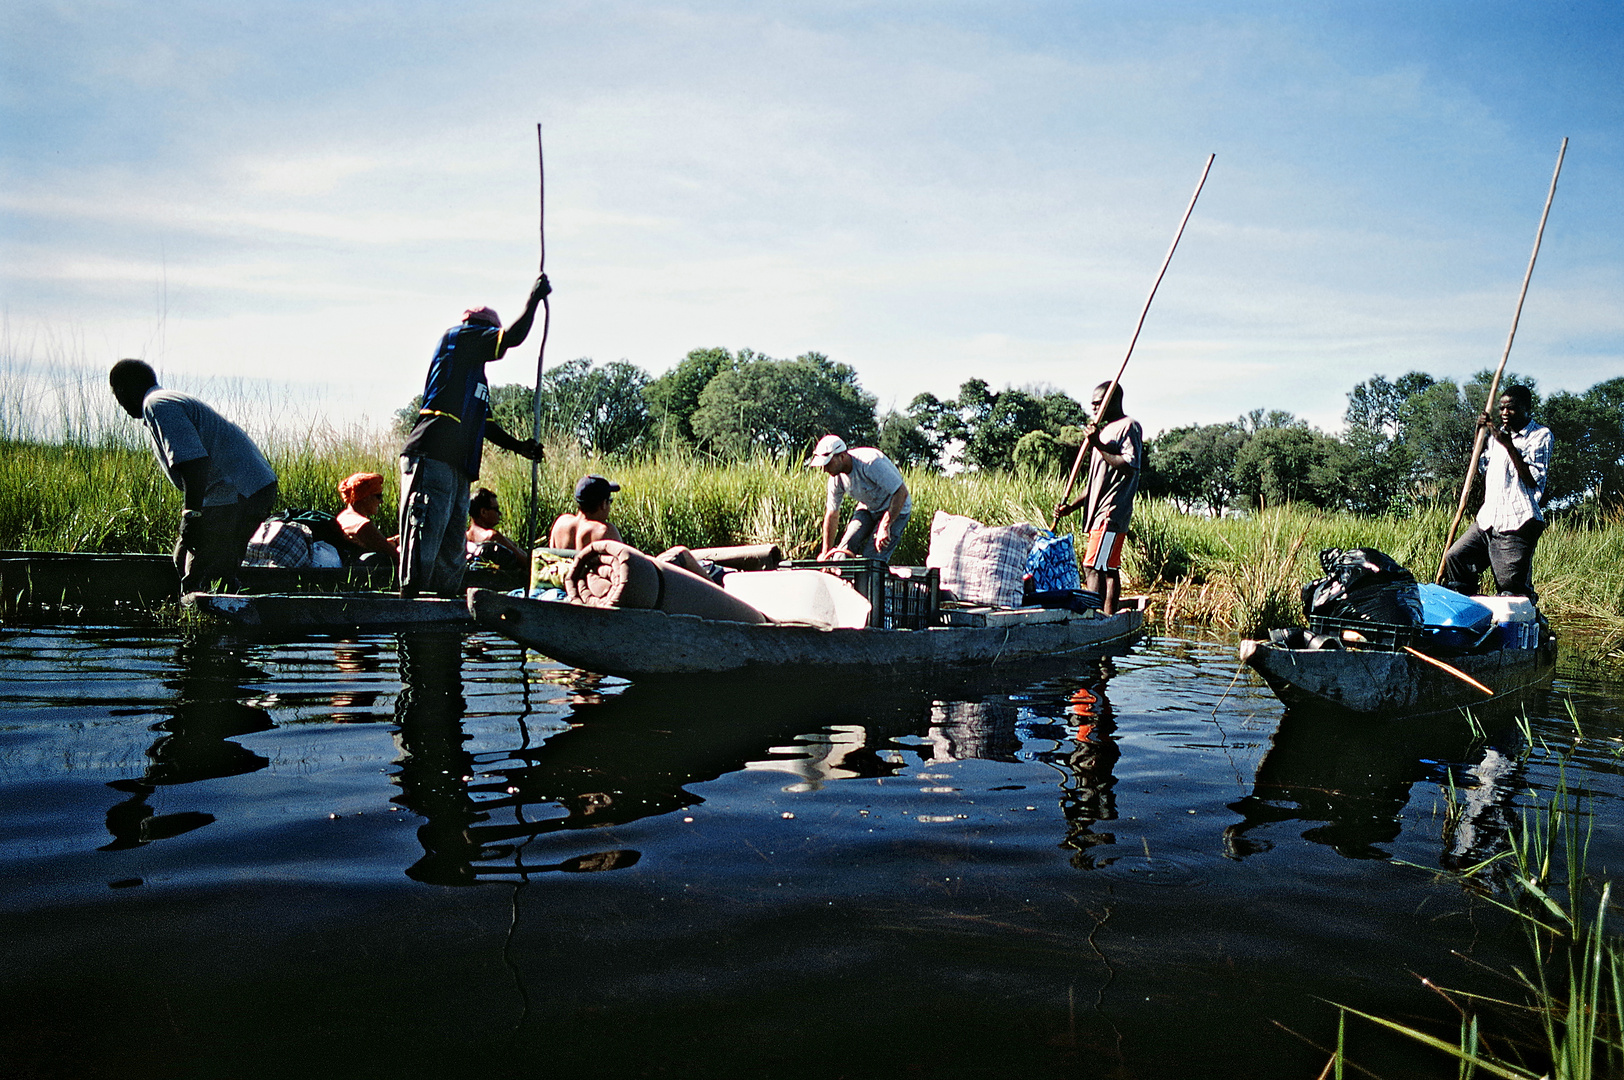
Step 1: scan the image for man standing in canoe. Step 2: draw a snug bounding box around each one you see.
[1054,381,1142,615]
[1442,384,1552,601]
[398,274,549,597]
[808,435,912,563]
[109,359,279,594]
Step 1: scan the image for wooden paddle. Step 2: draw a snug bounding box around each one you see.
[1435,138,1567,583]
[525,122,552,560]
[1054,153,1215,530]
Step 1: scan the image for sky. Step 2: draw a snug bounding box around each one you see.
[3,0,1622,438]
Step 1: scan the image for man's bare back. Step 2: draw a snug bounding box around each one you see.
[548,512,622,549]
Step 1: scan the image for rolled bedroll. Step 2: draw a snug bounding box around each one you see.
[565,540,768,624]
[689,543,783,571]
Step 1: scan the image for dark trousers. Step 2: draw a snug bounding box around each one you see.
[176,481,279,594]
[398,456,470,597]
[1442,520,1544,600]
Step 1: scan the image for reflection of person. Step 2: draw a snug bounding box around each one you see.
[549,475,623,549]
[1442,385,1552,602]
[807,434,912,563]
[336,472,397,558]
[1054,382,1141,615]
[398,275,549,597]
[109,359,279,594]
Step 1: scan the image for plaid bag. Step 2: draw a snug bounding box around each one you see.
[926,511,1042,607]
[244,520,314,568]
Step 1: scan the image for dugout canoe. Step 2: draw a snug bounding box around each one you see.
[0,549,520,621]
[1239,634,1558,718]
[466,587,1146,679]
[185,591,472,631]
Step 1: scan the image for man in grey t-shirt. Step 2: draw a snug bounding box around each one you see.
[110,359,279,594]
[807,434,912,563]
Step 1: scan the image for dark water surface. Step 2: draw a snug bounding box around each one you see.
[3,623,1622,1079]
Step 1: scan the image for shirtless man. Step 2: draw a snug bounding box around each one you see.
[548,475,623,549]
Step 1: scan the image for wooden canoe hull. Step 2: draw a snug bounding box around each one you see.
[466,588,1145,678]
[1,550,519,621]
[186,592,471,630]
[1241,637,1559,717]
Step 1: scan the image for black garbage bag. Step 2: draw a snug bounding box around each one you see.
[1301,547,1422,626]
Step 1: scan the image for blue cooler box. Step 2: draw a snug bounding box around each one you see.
[1416,584,1496,650]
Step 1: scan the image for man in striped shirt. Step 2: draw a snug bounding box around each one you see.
[1442,384,1552,602]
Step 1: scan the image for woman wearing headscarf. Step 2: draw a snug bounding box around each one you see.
[337,472,397,558]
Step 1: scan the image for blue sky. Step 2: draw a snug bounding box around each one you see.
[3,1,1620,435]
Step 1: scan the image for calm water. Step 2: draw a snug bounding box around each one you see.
[2,622,1622,1079]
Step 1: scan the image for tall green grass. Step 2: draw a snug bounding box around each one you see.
[5,428,1623,638]
[1331,757,1624,1079]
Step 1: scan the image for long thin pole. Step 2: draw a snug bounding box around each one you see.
[1435,137,1567,584]
[1054,153,1215,529]
[526,123,550,556]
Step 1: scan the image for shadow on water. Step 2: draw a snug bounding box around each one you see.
[101,633,274,850]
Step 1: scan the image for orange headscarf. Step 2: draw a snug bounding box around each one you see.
[338,472,385,506]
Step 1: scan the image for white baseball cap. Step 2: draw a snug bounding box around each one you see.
[806,434,847,467]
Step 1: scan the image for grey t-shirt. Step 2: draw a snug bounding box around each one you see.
[142,389,278,507]
[828,447,912,514]
[1084,416,1142,532]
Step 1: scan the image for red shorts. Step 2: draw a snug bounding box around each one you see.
[1083,527,1125,572]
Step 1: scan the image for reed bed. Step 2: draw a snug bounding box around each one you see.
[5,434,1623,641]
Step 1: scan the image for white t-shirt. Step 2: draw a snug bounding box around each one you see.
[827,447,911,515]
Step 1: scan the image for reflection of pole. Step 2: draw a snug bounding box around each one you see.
[392,631,481,885]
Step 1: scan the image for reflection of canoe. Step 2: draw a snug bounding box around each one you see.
[186,591,471,630]
[1240,636,1559,717]
[467,588,1145,678]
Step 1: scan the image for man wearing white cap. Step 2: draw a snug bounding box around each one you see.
[807,435,912,563]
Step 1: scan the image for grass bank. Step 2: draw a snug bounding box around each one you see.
[6,437,1623,640]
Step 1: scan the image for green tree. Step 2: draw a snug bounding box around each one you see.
[1233,416,1346,510]
[691,352,878,459]
[1012,430,1065,478]
[481,358,654,455]
[1543,377,1624,511]
[644,347,736,448]
[1143,422,1247,514]
[878,410,939,471]
[1340,372,1433,514]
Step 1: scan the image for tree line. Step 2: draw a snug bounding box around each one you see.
[394,348,1624,516]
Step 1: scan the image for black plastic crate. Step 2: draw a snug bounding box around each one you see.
[884,566,939,630]
[1306,615,1422,649]
[782,560,937,628]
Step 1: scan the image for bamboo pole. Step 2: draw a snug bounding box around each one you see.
[1054,153,1215,530]
[526,123,551,556]
[1435,137,1567,584]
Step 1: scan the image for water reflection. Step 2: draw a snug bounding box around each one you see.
[102,634,274,849]
[1223,708,1525,864]
[390,631,483,885]
[384,633,1152,884]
